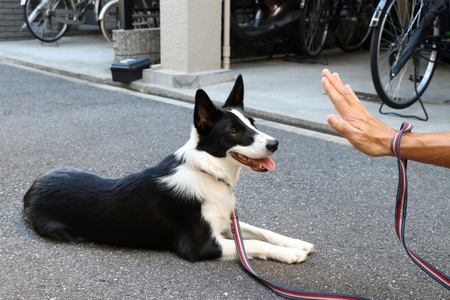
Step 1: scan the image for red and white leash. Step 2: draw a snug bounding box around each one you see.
[391,122,450,290]
[230,122,449,298]
[230,211,371,300]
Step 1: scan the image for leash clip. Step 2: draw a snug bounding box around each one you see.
[230,211,238,234]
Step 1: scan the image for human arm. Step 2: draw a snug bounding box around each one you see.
[321,68,450,168]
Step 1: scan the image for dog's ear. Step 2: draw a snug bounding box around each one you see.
[194,89,219,135]
[222,75,244,110]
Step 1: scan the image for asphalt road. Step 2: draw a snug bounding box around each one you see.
[0,62,449,300]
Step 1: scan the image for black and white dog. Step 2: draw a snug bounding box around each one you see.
[23,75,313,263]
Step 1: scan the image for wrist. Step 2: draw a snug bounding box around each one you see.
[389,122,414,158]
[380,128,398,157]
[390,131,398,156]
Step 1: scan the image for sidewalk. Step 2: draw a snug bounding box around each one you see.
[1,34,449,133]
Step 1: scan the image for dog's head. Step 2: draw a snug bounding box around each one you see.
[193,75,278,173]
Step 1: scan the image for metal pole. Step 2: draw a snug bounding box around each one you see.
[222,0,231,69]
[119,0,134,30]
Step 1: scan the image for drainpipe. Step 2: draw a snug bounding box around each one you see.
[118,0,134,29]
[222,0,231,69]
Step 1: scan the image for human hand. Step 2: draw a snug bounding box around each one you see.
[321,69,397,157]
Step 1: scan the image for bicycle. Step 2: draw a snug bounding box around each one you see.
[99,0,159,44]
[297,0,375,58]
[21,0,105,43]
[369,0,448,109]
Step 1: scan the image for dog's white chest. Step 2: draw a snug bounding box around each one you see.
[201,188,236,238]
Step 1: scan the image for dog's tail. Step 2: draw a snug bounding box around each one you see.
[23,176,40,217]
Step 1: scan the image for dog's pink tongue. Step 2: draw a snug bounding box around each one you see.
[254,157,276,171]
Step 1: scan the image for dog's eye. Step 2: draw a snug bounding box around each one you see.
[228,128,240,136]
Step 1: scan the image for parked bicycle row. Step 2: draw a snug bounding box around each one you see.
[229,0,375,57]
[21,0,159,44]
[21,0,450,112]
[21,0,374,54]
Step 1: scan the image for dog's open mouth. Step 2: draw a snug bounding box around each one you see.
[230,152,276,172]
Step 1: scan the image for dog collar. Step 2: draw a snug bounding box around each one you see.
[200,169,231,187]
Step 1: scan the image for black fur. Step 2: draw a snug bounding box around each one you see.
[24,157,221,262]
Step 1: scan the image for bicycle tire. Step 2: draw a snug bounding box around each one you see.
[297,0,328,58]
[334,0,374,52]
[24,0,70,43]
[370,0,440,109]
[99,0,120,44]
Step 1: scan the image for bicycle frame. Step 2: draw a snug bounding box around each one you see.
[21,0,101,28]
[369,0,388,27]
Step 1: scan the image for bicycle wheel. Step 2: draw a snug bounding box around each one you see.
[334,0,374,52]
[99,0,120,44]
[297,0,328,58]
[24,0,70,43]
[370,0,440,109]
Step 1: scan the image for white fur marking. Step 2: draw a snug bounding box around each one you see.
[227,109,277,161]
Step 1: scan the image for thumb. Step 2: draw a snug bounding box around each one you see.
[327,114,360,142]
[327,114,343,132]
[327,114,355,138]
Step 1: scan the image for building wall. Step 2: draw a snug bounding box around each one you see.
[0,0,33,41]
[160,0,221,73]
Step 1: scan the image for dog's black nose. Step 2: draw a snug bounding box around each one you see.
[266,140,279,152]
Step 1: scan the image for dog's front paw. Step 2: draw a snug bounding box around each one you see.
[275,247,309,264]
[278,238,314,254]
[294,240,314,254]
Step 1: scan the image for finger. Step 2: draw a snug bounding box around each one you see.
[321,77,341,106]
[323,71,363,108]
[322,71,348,95]
[326,72,365,112]
[322,69,344,87]
[344,84,363,106]
[326,114,360,139]
[343,84,375,118]
[321,76,343,101]
[327,114,352,137]
[334,72,345,86]
[326,114,340,127]
[322,71,373,122]
[321,76,335,96]
[322,68,331,77]
[322,77,353,118]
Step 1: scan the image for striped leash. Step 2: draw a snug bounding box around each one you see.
[230,121,449,298]
[392,122,450,290]
[230,211,371,300]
